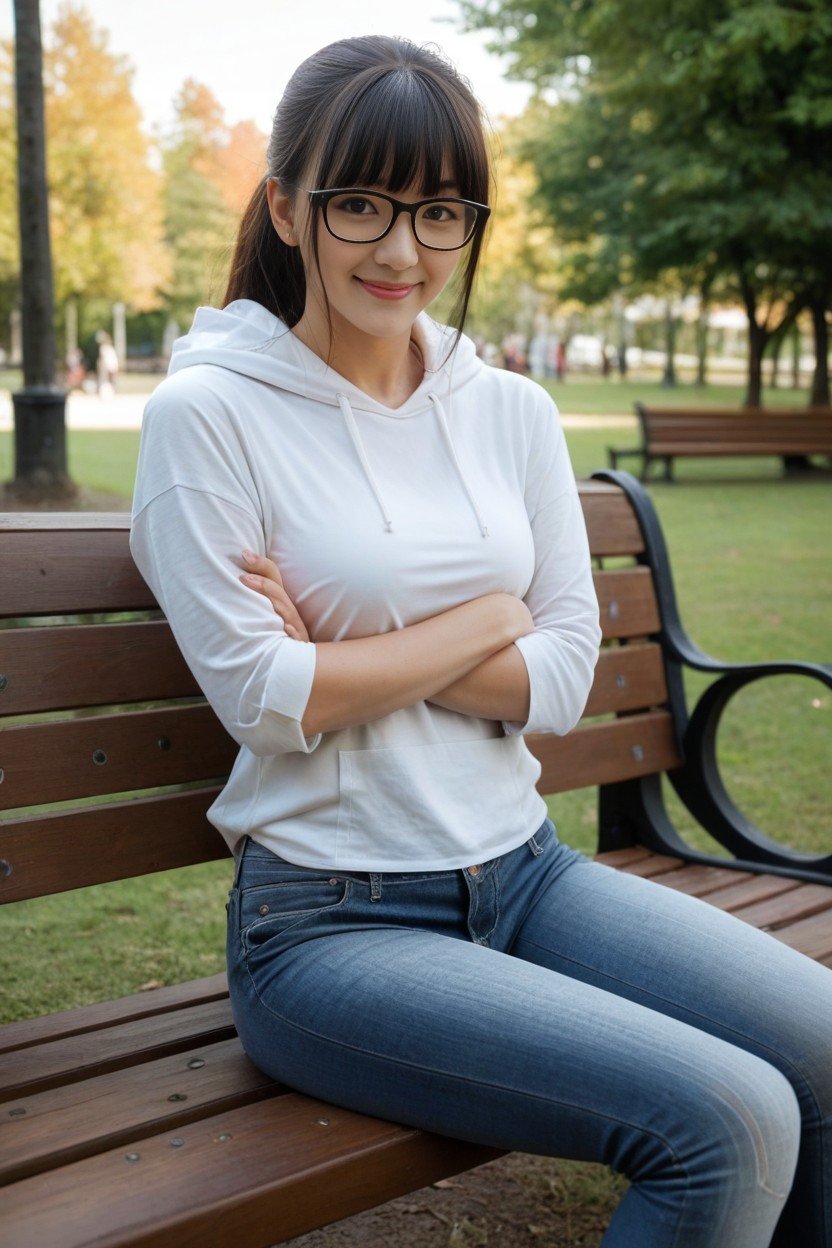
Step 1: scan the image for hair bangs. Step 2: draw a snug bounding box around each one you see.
[316,68,487,205]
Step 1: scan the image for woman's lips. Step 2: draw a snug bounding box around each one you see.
[355,277,417,300]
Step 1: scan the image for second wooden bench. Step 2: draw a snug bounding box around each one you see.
[607,403,832,481]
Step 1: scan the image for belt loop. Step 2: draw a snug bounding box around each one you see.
[232,834,251,888]
[370,873,383,901]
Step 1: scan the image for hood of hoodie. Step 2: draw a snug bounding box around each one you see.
[165,298,492,537]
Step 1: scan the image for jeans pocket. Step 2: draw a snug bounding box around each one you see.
[239,874,351,954]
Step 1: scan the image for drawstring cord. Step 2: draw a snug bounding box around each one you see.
[335,389,490,539]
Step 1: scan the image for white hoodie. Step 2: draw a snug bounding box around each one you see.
[129,298,602,871]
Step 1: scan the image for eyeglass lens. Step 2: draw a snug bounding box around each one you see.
[325,192,479,249]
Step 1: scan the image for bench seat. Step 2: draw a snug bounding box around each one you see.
[4,847,831,1248]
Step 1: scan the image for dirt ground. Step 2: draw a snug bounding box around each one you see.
[280,1151,629,1248]
[0,483,132,511]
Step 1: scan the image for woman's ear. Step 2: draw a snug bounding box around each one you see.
[266,177,298,246]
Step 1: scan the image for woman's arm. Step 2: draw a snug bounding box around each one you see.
[424,644,531,725]
[236,552,535,735]
[301,593,532,737]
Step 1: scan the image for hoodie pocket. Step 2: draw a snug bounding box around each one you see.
[335,735,527,868]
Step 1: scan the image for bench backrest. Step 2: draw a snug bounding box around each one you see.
[635,404,832,454]
[0,474,683,903]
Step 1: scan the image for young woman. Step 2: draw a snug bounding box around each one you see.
[129,35,832,1248]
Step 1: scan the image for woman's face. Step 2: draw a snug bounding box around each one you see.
[268,169,463,342]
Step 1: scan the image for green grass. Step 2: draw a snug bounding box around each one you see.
[0,419,830,1024]
[539,375,810,414]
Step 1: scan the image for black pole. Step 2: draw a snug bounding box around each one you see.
[6,0,77,503]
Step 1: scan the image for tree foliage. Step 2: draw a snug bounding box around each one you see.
[456,0,832,402]
[43,2,170,311]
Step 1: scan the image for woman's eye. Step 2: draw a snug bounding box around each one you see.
[424,204,458,222]
[337,197,375,215]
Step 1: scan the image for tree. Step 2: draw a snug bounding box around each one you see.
[157,79,264,329]
[44,2,170,338]
[456,0,832,406]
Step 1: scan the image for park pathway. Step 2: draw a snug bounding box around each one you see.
[0,389,637,432]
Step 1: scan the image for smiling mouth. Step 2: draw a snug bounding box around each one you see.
[355,278,418,290]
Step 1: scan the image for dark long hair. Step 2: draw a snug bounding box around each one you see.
[222,35,494,369]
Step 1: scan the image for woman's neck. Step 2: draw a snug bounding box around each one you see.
[290,315,425,408]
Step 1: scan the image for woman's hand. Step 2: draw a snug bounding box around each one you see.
[238,549,310,642]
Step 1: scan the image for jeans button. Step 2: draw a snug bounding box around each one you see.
[467,865,481,876]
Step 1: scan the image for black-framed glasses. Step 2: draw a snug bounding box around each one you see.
[296,186,491,251]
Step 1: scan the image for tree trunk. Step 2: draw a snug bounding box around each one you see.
[8,0,76,502]
[745,322,765,408]
[767,329,784,389]
[809,299,830,407]
[790,322,801,391]
[696,304,709,387]
[661,298,678,387]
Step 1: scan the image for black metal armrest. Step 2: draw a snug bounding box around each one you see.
[588,467,831,881]
[670,661,832,881]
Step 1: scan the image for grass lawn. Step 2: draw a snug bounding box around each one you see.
[0,419,829,1024]
[539,374,811,415]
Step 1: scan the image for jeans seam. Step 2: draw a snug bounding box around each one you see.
[238,953,691,1198]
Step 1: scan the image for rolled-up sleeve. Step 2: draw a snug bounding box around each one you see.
[130,483,322,758]
[501,394,602,738]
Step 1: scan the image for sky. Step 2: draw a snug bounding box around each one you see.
[1,0,535,149]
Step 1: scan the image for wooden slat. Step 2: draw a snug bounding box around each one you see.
[0,620,198,714]
[731,885,832,932]
[584,642,668,716]
[581,488,645,557]
[0,973,228,1056]
[612,853,697,878]
[0,999,236,1101]
[0,525,155,618]
[651,441,832,456]
[2,619,669,722]
[0,1038,281,1185]
[0,704,236,811]
[1,1092,504,1248]
[593,846,655,869]
[0,487,643,624]
[757,910,832,961]
[0,788,230,903]
[690,874,802,908]
[529,710,683,794]
[594,568,661,640]
[650,866,797,903]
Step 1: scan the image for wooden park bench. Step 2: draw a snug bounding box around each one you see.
[607,403,832,481]
[2,467,830,1248]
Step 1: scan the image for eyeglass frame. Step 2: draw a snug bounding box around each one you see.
[292,185,492,251]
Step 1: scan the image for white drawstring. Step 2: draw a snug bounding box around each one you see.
[427,391,490,538]
[335,388,490,539]
[336,392,394,533]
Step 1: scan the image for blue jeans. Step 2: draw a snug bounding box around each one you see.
[225,816,832,1247]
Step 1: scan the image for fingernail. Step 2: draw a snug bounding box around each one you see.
[242,549,257,562]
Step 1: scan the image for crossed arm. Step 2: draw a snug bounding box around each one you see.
[237,549,531,728]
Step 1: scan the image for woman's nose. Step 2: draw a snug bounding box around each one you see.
[371,210,420,269]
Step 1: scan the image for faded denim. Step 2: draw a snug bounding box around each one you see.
[226,816,832,1247]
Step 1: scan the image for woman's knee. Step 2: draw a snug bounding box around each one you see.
[675,1059,802,1203]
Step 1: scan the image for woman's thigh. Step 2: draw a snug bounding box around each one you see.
[508,846,832,1099]
[225,833,803,1247]
[508,843,832,1245]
